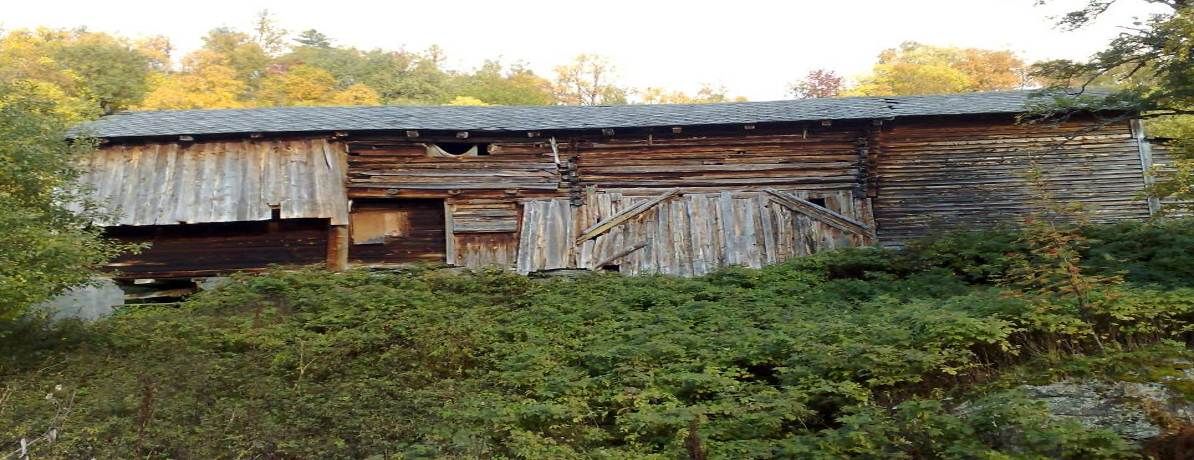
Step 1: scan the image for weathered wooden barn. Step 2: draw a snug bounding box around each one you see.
[73,90,1164,280]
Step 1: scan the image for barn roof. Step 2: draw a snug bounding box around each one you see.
[75,90,1069,139]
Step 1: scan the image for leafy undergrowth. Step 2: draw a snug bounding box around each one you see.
[2,220,1194,459]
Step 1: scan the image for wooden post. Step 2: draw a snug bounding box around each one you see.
[327,225,348,271]
[444,202,456,265]
[1130,119,1162,216]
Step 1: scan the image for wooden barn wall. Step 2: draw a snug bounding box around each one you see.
[873,118,1152,245]
[81,138,349,226]
[572,130,864,192]
[104,218,329,279]
[343,127,878,273]
[516,189,870,276]
[344,138,559,191]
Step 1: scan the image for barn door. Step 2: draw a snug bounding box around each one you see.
[348,199,446,264]
[517,189,875,276]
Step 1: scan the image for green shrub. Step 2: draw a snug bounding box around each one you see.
[2,219,1194,458]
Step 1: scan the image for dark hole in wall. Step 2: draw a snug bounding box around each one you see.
[600,264,621,272]
[436,143,489,155]
[808,197,827,208]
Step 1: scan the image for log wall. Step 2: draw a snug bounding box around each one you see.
[873,117,1153,244]
[104,219,329,278]
[573,130,863,191]
[345,139,560,191]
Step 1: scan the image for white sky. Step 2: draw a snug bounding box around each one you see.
[0,0,1167,101]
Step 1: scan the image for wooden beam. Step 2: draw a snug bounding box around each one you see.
[763,189,872,238]
[327,225,349,271]
[594,241,647,268]
[575,189,679,245]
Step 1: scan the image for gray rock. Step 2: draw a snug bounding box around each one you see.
[38,278,125,321]
[195,276,232,291]
[1016,378,1194,442]
[1020,380,1162,441]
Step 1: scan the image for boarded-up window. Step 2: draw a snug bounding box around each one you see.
[350,209,411,244]
[349,199,446,264]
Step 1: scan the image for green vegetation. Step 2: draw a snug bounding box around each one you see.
[0,82,133,322]
[2,219,1193,459]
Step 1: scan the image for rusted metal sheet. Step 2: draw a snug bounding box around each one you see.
[872,118,1153,245]
[517,189,868,275]
[80,138,349,226]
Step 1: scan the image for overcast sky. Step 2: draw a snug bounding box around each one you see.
[0,0,1166,101]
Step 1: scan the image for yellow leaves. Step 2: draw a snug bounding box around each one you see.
[845,63,972,97]
[257,64,337,106]
[256,65,380,107]
[847,42,1030,96]
[329,83,380,106]
[446,96,490,106]
[138,65,246,110]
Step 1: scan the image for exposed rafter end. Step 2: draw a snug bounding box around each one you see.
[602,128,615,136]
[527,131,541,138]
[671,126,683,134]
[456,131,469,139]
[178,135,194,142]
[405,130,420,138]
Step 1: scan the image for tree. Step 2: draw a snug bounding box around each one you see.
[138,52,247,110]
[294,29,332,48]
[449,60,555,105]
[255,64,380,107]
[252,10,289,57]
[552,54,629,105]
[639,84,746,104]
[0,82,132,321]
[446,96,490,106]
[0,28,154,116]
[52,31,154,114]
[789,69,844,99]
[1032,0,1193,210]
[845,42,1031,96]
[198,28,270,93]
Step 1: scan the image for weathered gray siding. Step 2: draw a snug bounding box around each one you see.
[517,188,870,276]
[873,118,1152,244]
[81,137,349,226]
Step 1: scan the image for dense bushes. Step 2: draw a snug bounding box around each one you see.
[1,219,1194,458]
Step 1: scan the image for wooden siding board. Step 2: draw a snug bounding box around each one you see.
[873,119,1151,245]
[81,138,349,226]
